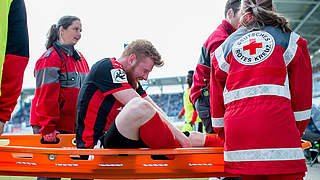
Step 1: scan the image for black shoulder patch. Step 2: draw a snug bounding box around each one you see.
[44,48,53,58]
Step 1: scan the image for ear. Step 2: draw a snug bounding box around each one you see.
[59,26,64,33]
[227,8,235,20]
[128,54,137,65]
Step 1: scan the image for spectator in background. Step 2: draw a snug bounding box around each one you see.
[210,0,312,179]
[178,70,202,132]
[0,0,29,135]
[190,0,241,134]
[30,15,89,144]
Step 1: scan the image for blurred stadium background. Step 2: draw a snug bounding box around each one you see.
[4,0,320,136]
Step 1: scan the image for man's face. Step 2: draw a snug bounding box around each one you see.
[126,56,154,89]
[230,9,241,29]
[187,73,193,87]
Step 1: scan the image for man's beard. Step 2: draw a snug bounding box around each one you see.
[126,65,139,89]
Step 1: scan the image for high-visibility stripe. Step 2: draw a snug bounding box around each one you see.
[36,68,86,89]
[211,117,224,128]
[294,109,311,121]
[283,32,300,66]
[224,147,305,162]
[214,46,229,73]
[223,76,291,104]
[35,67,60,88]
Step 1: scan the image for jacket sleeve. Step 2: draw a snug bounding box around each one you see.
[190,46,211,104]
[0,0,29,123]
[179,108,185,116]
[210,46,229,141]
[34,55,61,135]
[190,109,197,125]
[287,35,312,137]
[191,39,225,104]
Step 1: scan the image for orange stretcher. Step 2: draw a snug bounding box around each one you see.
[0,134,311,179]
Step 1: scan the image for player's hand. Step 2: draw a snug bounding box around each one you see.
[188,131,206,147]
[176,131,191,148]
[177,114,183,119]
[0,121,5,135]
[43,130,60,142]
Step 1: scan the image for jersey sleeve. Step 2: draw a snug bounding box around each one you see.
[136,83,147,97]
[287,35,312,137]
[92,60,131,96]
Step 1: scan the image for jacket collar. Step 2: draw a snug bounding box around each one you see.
[222,20,236,35]
[54,41,82,60]
[55,41,76,56]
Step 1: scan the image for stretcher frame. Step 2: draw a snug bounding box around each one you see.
[0,134,234,179]
[0,134,310,179]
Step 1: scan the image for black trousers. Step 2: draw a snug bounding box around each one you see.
[195,95,214,134]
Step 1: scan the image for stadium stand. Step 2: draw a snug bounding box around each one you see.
[149,93,184,117]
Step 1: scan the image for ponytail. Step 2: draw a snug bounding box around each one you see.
[45,15,81,49]
[45,24,58,49]
[240,0,292,32]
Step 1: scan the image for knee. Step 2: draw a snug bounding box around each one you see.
[126,97,155,118]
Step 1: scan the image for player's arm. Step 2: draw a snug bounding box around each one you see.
[112,88,141,105]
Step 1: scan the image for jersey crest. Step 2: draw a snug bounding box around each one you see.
[111,69,128,83]
[232,31,275,65]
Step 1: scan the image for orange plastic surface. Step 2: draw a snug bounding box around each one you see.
[0,134,310,179]
[0,134,232,179]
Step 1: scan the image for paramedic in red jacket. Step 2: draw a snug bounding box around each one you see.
[0,0,29,135]
[190,0,241,134]
[210,0,312,179]
[30,16,89,142]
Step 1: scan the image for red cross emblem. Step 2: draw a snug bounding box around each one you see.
[243,39,262,55]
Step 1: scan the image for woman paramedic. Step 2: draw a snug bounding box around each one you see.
[210,0,312,179]
[30,15,89,142]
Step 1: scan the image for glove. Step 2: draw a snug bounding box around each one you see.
[43,130,60,142]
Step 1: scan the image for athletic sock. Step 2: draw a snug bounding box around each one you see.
[139,112,181,149]
[204,135,224,147]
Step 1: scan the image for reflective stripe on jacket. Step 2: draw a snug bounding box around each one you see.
[30,46,89,135]
[210,26,312,175]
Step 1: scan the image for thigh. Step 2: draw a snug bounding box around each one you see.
[102,121,147,149]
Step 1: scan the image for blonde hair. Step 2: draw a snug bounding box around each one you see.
[240,0,292,32]
[121,39,164,67]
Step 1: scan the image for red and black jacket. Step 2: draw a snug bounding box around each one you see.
[30,42,89,135]
[190,20,235,104]
[0,0,29,123]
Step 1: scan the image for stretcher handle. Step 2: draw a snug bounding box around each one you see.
[40,137,60,144]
